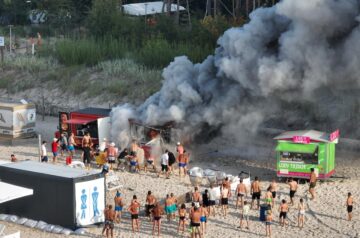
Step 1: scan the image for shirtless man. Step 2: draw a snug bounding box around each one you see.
[146,191,157,219]
[288,178,298,206]
[82,132,92,148]
[223,177,231,190]
[190,206,202,238]
[265,187,273,208]
[279,199,289,227]
[151,202,164,236]
[221,185,230,217]
[269,179,277,207]
[236,179,247,209]
[309,168,317,200]
[101,205,110,236]
[251,176,261,209]
[178,153,188,177]
[68,133,76,157]
[192,187,202,205]
[265,209,273,237]
[106,205,116,238]
[128,195,140,233]
[114,191,124,223]
[170,193,178,219]
[200,203,209,235]
[165,194,174,221]
[346,192,354,221]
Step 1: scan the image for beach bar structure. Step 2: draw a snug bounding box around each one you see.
[274,130,339,179]
[0,161,105,229]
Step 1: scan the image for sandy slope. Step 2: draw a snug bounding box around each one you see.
[0,116,359,238]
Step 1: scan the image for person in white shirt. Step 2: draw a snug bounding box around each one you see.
[158,150,169,179]
[208,184,218,216]
[41,140,48,162]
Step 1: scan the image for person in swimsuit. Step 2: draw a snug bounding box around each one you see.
[200,203,208,235]
[151,202,164,236]
[265,187,273,208]
[107,142,118,170]
[129,151,139,173]
[298,198,306,228]
[208,184,217,216]
[146,191,157,219]
[128,195,140,233]
[192,187,202,204]
[106,205,116,238]
[251,176,261,209]
[236,179,247,209]
[309,168,317,200]
[145,154,156,173]
[101,205,110,236]
[221,185,230,217]
[114,191,124,223]
[269,179,277,207]
[239,200,250,230]
[265,209,273,237]
[346,192,354,221]
[190,205,202,238]
[288,178,298,206]
[68,133,75,157]
[170,193,178,219]
[178,203,187,233]
[279,199,289,227]
[165,194,173,221]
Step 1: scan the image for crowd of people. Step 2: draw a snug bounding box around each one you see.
[24,132,356,238]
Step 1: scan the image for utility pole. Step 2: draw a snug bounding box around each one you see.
[8,25,13,54]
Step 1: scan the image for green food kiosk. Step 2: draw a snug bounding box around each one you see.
[274,130,339,180]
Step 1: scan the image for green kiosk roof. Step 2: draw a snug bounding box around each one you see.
[276,143,318,154]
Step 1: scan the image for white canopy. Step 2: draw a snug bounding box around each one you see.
[123,1,186,16]
[0,182,33,204]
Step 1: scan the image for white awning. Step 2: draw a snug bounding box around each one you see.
[0,182,33,204]
[123,1,186,16]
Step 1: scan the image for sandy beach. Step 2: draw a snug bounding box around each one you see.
[0,116,359,238]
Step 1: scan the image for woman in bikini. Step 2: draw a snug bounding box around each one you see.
[178,204,187,233]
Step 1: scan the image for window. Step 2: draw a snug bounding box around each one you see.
[280,150,318,164]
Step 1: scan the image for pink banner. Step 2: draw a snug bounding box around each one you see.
[292,136,310,144]
[329,129,339,141]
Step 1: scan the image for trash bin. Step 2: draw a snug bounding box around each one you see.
[260,204,270,221]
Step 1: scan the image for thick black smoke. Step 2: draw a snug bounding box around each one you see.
[111,0,360,147]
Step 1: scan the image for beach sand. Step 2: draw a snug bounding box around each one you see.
[0,116,359,238]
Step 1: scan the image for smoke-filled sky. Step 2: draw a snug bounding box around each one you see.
[111,0,360,147]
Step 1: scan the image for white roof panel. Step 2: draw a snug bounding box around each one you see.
[123,1,186,16]
[0,160,99,179]
[274,130,331,142]
[0,182,33,204]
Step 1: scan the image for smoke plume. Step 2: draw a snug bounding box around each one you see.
[111,0,360,146]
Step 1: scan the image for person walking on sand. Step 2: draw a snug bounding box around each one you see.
[51,138,59,163]
[151,202,164,236]
[208,184,217,216]
[269,179,277,207]
[106,205,116,238]
[298,198,306,228]
[265,187,273,208]
[309,168,317,200]
[114,191,124,223]
[101,205,110,236]
[190,205,202,238]
[146,191,157,220]
[279,199,289,227]
[265,209,273,237]
[41,140,48,162]
[236,179,247,209]
[178,203,187,234]
[68,133,76,157]
[239,200,250,230]
[128,195,140,233]
[221,185,230,217]
[200,203,208,235]
[60,132,68,156]
[251,176,261,209]
[346,192,354,221]
[159,150,170,178]
[288,178,298,206]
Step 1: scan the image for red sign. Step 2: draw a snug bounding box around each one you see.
[292,136,310,144]
[329,129,340,141]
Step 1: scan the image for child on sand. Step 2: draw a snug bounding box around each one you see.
[239,201,250,230]
[346,192,354,221]
[298,198,306,228]
[178,204,187,233]
[265,209,273,237]
[200,203,208,235]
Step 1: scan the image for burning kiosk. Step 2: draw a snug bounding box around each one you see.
[274,129,339,179]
